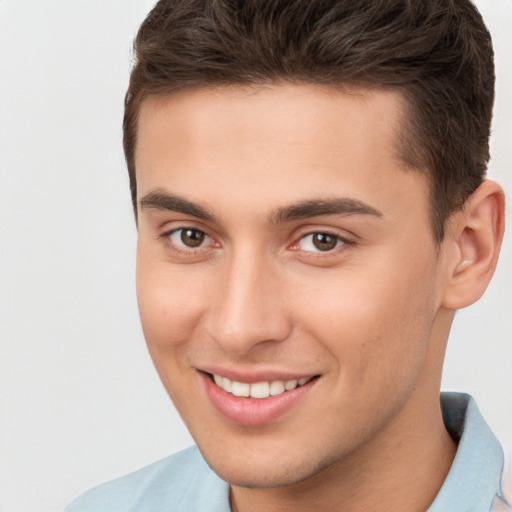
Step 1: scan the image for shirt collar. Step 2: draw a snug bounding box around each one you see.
[428,392,506,512]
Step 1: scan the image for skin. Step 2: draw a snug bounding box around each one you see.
[134,84,504,511]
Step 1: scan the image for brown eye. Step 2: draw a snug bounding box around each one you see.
[312,233,337,251]
[298,232,343,252]
[180,229,205,247]
[168,228,210,249]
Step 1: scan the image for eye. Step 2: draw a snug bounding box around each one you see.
[168,228,212,249]
[298,232,345,252]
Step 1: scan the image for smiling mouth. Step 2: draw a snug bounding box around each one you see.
[209,373,318,399]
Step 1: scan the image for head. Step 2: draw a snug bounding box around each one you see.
[124,0,496,242]
[127,0,504,496]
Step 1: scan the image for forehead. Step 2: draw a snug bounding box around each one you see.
[136,83,406,170]
[135,84,430,228]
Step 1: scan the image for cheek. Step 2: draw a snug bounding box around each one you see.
[136,254,207,355]
[136,258,212,408]
[296,254,438,386]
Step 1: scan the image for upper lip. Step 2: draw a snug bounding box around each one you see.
[198,366,319,384]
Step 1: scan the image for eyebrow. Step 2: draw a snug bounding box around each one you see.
[269,198,383,223]
[139,190,383,224]
[139,190,216,222]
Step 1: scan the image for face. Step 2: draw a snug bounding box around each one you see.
[135,84,451,488]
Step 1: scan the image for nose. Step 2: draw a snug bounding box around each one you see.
[205,252,292,355]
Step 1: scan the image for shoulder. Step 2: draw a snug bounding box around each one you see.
[64,445,230,512]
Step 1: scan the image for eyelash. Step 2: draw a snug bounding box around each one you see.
[159,227,217,256]
[291,231,354,255]
[159,227,355,257]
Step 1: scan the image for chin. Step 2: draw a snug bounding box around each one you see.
[199,443,340,489]
[211,463,316,489]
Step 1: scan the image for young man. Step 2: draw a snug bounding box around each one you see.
[66,1,509,511]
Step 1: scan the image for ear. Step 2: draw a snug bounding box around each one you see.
[441,180,505,310]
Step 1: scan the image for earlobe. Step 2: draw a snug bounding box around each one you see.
[442,180,505,311]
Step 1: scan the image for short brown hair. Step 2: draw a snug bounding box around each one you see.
[124,0,495,241]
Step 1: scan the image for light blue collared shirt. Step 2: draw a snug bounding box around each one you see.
[65,393,510,512]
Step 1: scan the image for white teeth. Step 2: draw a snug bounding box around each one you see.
[212,374,313,399]
[285,379,298,391]
[269,380,285,396]
[249,382,270,399]
[232,381,250,397]
[222,376,232,392]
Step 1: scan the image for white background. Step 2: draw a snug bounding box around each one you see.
[0,1,510,511]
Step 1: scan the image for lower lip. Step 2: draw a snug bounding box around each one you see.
[201,373,317,426]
